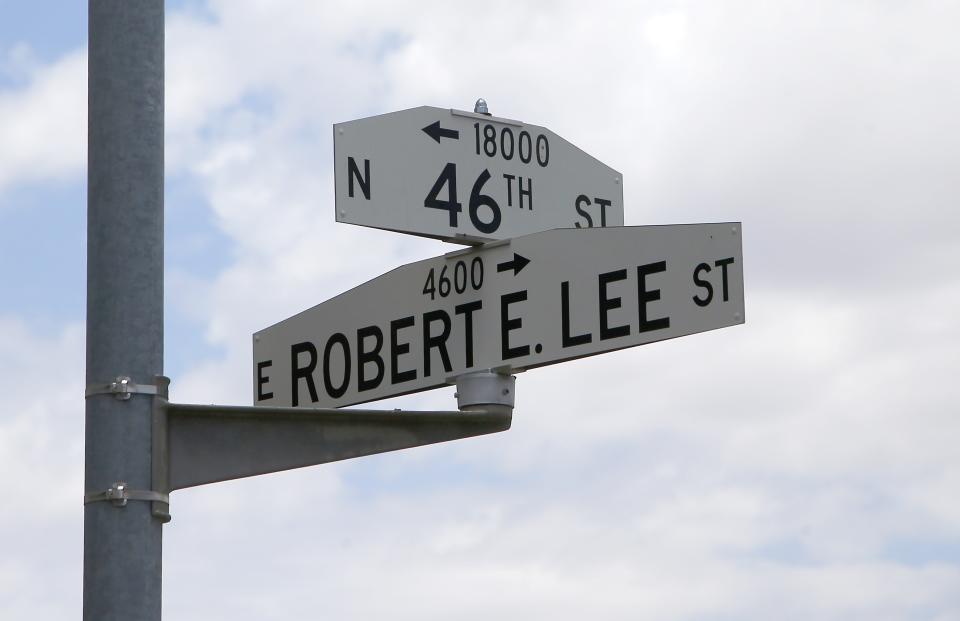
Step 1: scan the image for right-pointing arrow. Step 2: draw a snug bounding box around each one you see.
[496,253,530,276]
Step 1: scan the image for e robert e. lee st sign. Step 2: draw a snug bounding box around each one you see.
[253,224,744,409]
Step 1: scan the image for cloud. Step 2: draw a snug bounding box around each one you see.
[0,317,83,620]
[0,47,86,194]
[152,2,960,618]
[3,1,959,619]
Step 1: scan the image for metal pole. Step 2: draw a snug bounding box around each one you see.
[85,2,165,620]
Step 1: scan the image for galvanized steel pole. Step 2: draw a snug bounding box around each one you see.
[85,2,165,620]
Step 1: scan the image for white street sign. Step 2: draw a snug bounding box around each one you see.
[334,106,624,244]
[254,224,744,409]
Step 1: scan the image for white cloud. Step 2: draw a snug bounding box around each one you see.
[3,1,960,619]
[0,317,83,620]
[155,2,960,617]
[643,12,689,60]
[0,47,86,194]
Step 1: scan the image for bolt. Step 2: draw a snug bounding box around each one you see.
[474,98,491,115]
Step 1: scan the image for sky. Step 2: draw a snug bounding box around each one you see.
[2,0,959,619]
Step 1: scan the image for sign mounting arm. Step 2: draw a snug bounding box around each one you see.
[146,372,515,516]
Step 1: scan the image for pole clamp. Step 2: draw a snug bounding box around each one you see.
[85,376,163,401]
[84,481,169,507]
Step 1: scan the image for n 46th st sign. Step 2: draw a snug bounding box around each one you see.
[334,106,623,244]
[253,224,744,409]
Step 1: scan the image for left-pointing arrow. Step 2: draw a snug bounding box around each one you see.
[422,121,460,144]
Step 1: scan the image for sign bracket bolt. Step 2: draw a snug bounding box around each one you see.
[474,98,491,116]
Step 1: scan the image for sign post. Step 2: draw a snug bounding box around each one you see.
[85,3,165,619]
[254,223,744,409]
[334,106,624,243]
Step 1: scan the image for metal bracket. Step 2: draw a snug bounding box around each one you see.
[84,481,170,507]
[85,376,165,401]
[450,107,521,127]
[455,371,516,409]
[82,374,513,525]
[444,237,510,259]
[82,376,173,522]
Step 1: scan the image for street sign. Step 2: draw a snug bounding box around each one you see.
[334,106,624,244]
[253,223,744,409]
